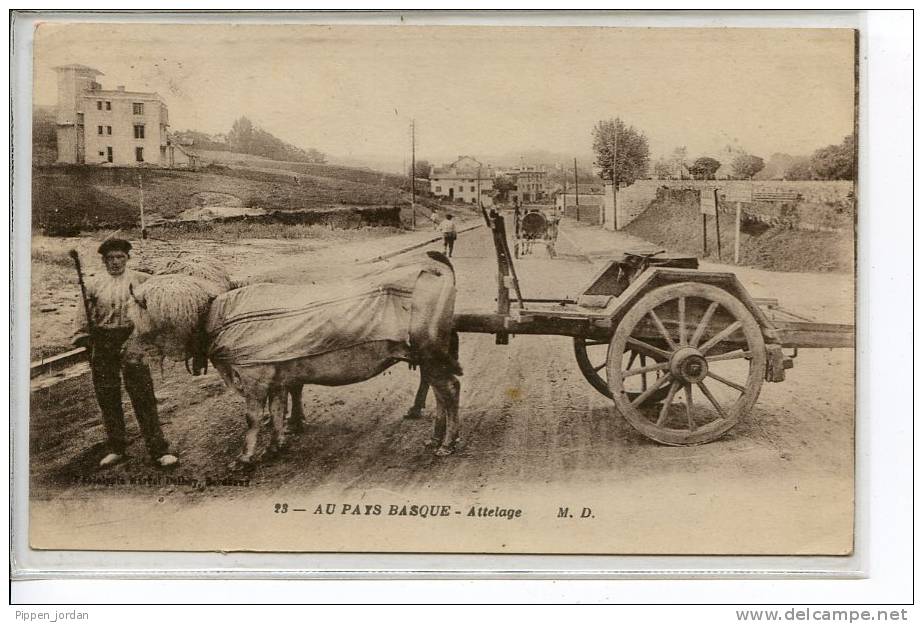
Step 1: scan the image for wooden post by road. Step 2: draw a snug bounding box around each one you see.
[702,214,708,256]
[734,201,742,264]
[714,188,722,261]
[138,172,146,245]
[410,119,416,230]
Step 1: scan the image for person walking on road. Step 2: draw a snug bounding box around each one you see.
[72,237,178,469]
[439,213,458,257]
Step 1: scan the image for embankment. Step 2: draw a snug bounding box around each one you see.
[625,188,854,273]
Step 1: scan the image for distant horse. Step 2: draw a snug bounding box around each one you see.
[125,252,462,465]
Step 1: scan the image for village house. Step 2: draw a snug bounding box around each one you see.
[496,164,548,203]
[430,156,494,206]
[53,63,191,168]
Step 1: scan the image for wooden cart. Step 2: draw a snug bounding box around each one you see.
[513,206,560,258]
[455,208,854,446]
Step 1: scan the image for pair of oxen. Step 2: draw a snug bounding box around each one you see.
[124,252,462,467]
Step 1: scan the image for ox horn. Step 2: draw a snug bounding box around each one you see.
[128,283,147,309]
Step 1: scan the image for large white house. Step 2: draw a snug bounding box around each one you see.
[430,156,494,206]
[53,64,190,168]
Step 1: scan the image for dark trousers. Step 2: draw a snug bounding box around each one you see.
[443,233,456,257]
[90,328,168,458]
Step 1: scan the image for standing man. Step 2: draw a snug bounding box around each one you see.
[73,238,178,468]
[439,213,457,257]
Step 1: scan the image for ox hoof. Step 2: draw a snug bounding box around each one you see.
[405,407,424,420]
[285,420,305,435]
[434,445,454,457]
[230,456,254,470]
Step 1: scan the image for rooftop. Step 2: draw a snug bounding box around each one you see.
[53,64,103,76]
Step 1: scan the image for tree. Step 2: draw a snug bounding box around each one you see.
[731,154,765,180]
[493,175,516,202]
[652,158,673,180]
[809,134,855,180]
[592,118,650,186]
[689,156,721,181]
[410,159,432,179]
[783,159,815,181]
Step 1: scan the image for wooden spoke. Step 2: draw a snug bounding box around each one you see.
[626,349,637,370]
[623,361,671,378]
[697,381,728,420]
[630,373,672,407]
[592,360,606,372]
[678,297,687,346]
[699,320,743,355]
[655,381,681,427]
[640,354,647,390]
[706,371,746,393]
[585,340,609,347]
[684,384,695,431]
[626,337,671,361]
[648,309,677,351]
[706,350,752,363]
[690,301,719,348]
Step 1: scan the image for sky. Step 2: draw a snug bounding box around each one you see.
[33,24,856,172]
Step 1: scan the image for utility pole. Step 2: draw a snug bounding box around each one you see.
[573,157,579,207]
[610,124,619,230]
[410,119,416,230]
[477,166,482,209]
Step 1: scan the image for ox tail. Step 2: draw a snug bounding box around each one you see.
[425,250,454,275]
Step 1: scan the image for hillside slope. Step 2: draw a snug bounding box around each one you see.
[624,195,854,273]
[32,164,422,233]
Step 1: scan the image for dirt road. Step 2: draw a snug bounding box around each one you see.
[28,220,854,555]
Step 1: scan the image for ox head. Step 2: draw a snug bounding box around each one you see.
[125,276,221,372]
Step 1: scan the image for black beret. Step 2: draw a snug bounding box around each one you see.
[98,238,132,255]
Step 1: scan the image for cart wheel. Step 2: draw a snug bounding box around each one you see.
[573,337,670,402]
[607,282,767,445]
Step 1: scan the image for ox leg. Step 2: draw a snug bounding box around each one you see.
[235,396,264,467]
[286,384,306,434]
[427,369,461,456]
[405,373,429,420]
[267,389,288,456]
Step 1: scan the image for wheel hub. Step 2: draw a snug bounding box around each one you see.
[670,346,708,383]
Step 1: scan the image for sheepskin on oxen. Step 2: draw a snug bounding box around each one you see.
[125,252,462,465]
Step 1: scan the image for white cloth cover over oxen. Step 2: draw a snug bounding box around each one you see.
[205,256,450,366]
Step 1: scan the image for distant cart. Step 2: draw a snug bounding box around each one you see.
[455,208,854,446]
[513,206,560,258]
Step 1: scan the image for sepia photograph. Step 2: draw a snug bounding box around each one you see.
[22,19,857,556]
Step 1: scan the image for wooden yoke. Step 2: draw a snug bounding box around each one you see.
[479,207,524,344]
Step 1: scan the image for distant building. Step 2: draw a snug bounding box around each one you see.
[53,64,172,167]
[430,156,494,205]
[496,164,547,203]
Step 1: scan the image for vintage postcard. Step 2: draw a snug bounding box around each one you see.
[24,20,856,555]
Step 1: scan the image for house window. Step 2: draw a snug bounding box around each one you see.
[458,186,463,191]
[76,113,84,124]
[470,186,475,192]
[106,147,113,163]
[134,124,145,139]
[105,101,111,110]
[106,126,112,135]
[135,147,144,162]
[435,186,442,193]
[96,101,102,110]
[133,102,144,115]
[98,151,105,157]
[97,126,103,135]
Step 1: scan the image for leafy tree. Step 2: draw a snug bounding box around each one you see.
[689,156,721,180]
[810,134,855,180]
[731,154,765,180]
[652,158,673,179]
[227,116,327,163]
[592,118,650,186]
[493,175,516,202]
[410,159,432,179]
[783,159,815,181]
